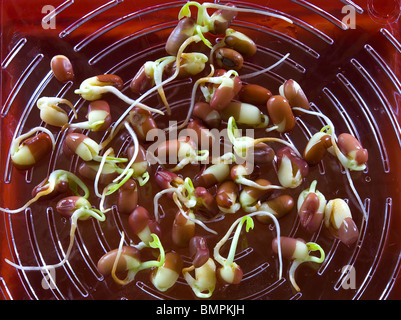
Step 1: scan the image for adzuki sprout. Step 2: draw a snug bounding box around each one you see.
[1,1,371,298]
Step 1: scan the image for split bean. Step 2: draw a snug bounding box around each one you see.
[276,147,309,188]
[324,198,359,246]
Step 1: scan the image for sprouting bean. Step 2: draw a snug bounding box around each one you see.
[129,106,158,142]
[154,136,208,171]
[78,161,119,185]
[130,63,155,95]
[246,142,275,165]
[97,233,165,285]
[36,97,77,127]
[56,196,89,218]
[216,180,240,214]
[221,101,269,128]
[324,198,359,246]
[127,144,149,181]
[337,133,368,167]
[182,257,217,299]
[239,178,273,212]
[97,245,141,277]
[172,209,196,247]
[117,179,138,215]
[193,186,219,218]
[128,206,162,245]
[299,194,321,232]
[279,79,310,111]
[276,147,309,188]
[69,100,112,132]
[209,3,237,34]
[165,52,208,78]
[256,195,294,224]
[266,95,295,133]
[75,74,124,101]
[297,180,326,233]
[214,47,244,71]
[11,131,54,170]
[303,131,332,165]
[189,236,210,268]
[194,162,230,188]
[51,55,74,83]
[165,17,197,56]
[224,28,257,57]
[209,71,242,111]
[272,236,325,292]
[31,175,70,201]
[155,170,185,191]
[150,252,183,292]
[64,132,100,161]
[238,84,272,106]
[192,101,222,128]
[87,100,111,130]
